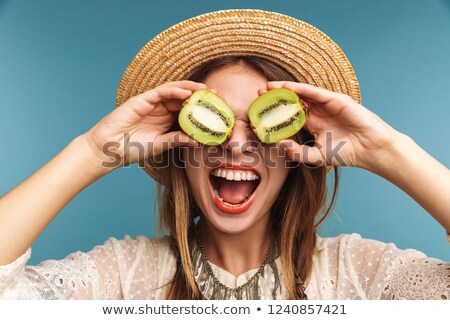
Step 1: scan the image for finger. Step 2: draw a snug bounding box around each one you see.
[164,99,184,112]
[160,80,207,92]
[140,86,193,104]
[267,81,343,104]
[278,139,325,166]
[127,87,192,117]
[257,88,268,96]
[266,81,284,89]
[152,131,200,156]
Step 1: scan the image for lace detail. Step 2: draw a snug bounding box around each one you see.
[381,257,450,299]
[0,236,176,299]
[0,248,31,299]
[306,233,450,299]
[1,233,449,299]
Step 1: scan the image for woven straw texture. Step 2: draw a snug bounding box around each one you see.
[116,9,361,182]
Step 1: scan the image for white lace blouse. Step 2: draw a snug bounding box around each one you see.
[1,233,449,300]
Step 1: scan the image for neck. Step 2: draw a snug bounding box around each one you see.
[197,215,273,276]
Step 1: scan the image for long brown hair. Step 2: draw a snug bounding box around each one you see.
[153,56,339,299]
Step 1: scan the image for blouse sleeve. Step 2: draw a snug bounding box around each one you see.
[321,233,450,300]
[379,247,450,299]
[0,235,166,300]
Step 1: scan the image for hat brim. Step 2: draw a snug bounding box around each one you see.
[117,9,359,183]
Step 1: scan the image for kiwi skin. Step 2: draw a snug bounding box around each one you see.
[178,89,235,145]
[248,88,306,144]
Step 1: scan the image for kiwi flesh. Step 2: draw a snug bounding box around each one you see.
[178,89,235,145]
[248,88,306,144]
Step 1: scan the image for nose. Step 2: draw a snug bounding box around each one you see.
[224,120,257,157]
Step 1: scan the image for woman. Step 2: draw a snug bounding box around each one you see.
[0,10,449,300]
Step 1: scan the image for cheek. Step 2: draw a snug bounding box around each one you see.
[182,146,215,198]
[264,147,291,190]
[260,145,291,175]
[183,145,224,173]
[183,147,202,187]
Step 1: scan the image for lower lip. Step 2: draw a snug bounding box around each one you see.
[208,178,258,215]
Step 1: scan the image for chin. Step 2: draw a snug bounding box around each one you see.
[201,204,268,235]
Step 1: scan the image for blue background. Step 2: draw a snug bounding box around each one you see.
[1,0,449,265]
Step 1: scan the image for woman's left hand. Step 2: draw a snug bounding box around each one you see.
[264,81,398,170]
[266,81,450,231]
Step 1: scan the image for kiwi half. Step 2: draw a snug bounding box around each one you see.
[178,89,235,145]
[248,88,306,144]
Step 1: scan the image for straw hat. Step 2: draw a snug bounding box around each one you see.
[116,9,361,183]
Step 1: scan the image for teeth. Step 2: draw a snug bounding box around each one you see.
[211,168,260,181]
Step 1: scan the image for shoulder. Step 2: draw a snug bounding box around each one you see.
[316,232,389,248]
[86,234,175,267]
[104,234,172,250]
[88,235,177,298]
[310,233,448,299]
[315,233,424,258]
[97,234,173,256]
[314,233,428,275]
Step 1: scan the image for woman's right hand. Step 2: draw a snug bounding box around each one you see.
[0,81,206,265]
[84,81,205,168]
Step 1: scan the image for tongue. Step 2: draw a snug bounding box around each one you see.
[217,180,256,204]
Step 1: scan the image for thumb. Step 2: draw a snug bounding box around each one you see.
[278,139,326,166]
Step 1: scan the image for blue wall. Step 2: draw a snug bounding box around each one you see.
[1,0,449,265]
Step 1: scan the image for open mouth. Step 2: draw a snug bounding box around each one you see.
[208,165,261,214]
